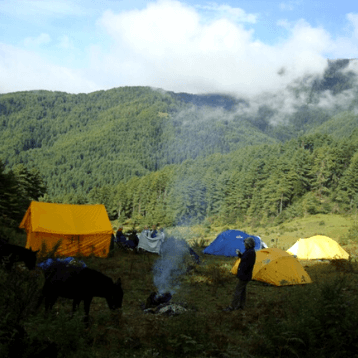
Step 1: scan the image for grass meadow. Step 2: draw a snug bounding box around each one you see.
[1,213,358,358]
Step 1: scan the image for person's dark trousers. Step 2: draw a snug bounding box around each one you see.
[231,279,249,309]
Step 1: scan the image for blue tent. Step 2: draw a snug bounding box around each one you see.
[203,230,262,257]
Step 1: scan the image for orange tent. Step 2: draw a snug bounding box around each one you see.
[19,201,113,258]
[287,235,349,260]
[231,248,312,286]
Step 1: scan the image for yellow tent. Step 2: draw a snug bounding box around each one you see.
[19,201,113,258]
[287,235,349,260]
[231,248,312,286]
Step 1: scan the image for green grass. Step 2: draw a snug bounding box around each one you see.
[79,247,358,358]
[130,214,354,251]
[14,245,355,358]
[237,214,354,250]
[3,213,358,357]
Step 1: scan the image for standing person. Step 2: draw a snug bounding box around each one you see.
[224,237,256,311]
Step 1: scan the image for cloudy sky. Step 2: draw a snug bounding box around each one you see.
[0,0,357,96]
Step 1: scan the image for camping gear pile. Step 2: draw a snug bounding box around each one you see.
[37,257,87,270]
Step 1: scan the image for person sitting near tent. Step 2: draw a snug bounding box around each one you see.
[126,228,139,249]
[137,225,165,254]
[157,226,165,240]
[150,224,158,238]
[138,226,150,241]
[115,227,127,248]
[224,237,256,311]
[142,226,150,237]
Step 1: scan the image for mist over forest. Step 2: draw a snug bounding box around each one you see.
[1,58,358,228]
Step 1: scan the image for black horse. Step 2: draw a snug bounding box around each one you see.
[0,243,38,270]
[38,263,123,323]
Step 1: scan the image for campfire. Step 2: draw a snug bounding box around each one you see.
[142,292,188,316]
[145,292,172,309]
[141,238,199,316]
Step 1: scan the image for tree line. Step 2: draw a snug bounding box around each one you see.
[28,131,356,230]
[0,161,46,231]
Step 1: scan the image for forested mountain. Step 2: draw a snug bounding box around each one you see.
[1,59,358,227]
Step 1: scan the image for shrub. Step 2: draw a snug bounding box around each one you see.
[0,263,94,358]
[37,239,62,262]
[25,313,94,358]
[253,275,358,358]
[0,266,44,357]
[191,237,207,249]
[341,222,358,245]
[204,263,232,287]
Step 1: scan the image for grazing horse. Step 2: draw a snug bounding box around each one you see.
[0,244,38,270]
[38,263,123,323]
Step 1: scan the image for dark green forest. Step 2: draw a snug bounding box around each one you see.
[1,59,358,228]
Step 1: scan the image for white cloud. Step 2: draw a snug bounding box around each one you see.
[0,44,97,93]
[316,88,357,111]
[94,0,330,96]
[195,3,258,23]
[277,19,291,29]
[0,0,87,20]
[2,0,358,97]
[327,13,358,59]
[57,35,75,50]
[24,33,51,48]
[279,1,301,11]
[347,12,358,39]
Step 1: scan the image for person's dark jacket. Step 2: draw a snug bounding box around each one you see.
[236,247,256,281]
[115,231,127,244]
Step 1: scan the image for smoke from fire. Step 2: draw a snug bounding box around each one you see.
[153,236,191,295]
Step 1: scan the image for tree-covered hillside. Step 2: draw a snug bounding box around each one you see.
[1,59,358,227]
[85,131,358,227]
[0,87,277,197]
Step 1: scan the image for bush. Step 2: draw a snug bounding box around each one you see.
[0,264,95,358]
[25,313,94,358]
[0,267,43,357]
[204,263,232,287]
[341,222,358,245]
[37,240,62,262]
[254,275,358,358]
[191,237,207,249]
